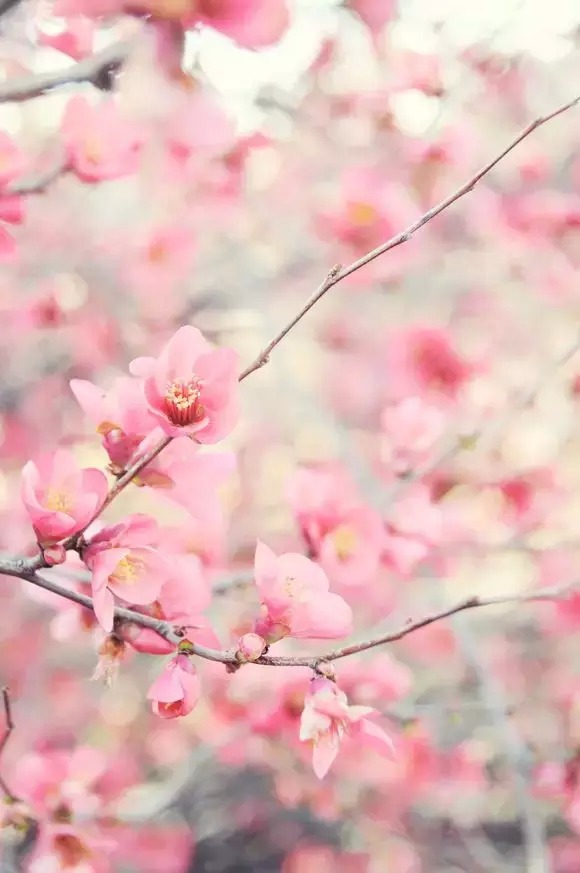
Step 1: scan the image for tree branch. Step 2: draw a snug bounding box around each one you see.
[238,93,580,381]
[0,687,17,802]
[2,564,575,670]
[0,41,130,104]
[3,158,68,196]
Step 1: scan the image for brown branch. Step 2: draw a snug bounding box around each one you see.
[0,687,17,802]
[3,565,575,671]
[238,93,580,381]
[0,41,130,104]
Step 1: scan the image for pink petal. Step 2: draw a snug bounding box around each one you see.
[93,585,115,633]
[147,662,183,703]
[312,732,340,779]
[357,718,396,759]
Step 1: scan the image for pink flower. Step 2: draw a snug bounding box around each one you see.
[348,0,395,33]
[21,450,108,546]
[317,505,384,588]
[385,325,475,402]
[145,437,235,519]
[84,515,169,632]
[62,96,143,182]
[147,652,200,719]
[288,465,383,586]
[189,0,289,48]
[37,17,95,60]
[70,376,158,475]
[130,325,239,442]
[253,541,353,644]
[0,193,24,261]
[124,223,197,298]
[299,677,395,779]
[127,551,213,654]
[318,166,415,258]
[381,397,446,476]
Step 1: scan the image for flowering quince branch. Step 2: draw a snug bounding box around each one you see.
[0,41,130,104]
[0,87,577,794]
[238,93,580,381]
[3,565,576,669]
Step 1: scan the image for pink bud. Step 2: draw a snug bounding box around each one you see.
[43,544,67,566]
[236,633,266,663]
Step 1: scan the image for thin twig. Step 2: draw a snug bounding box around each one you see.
[238,93,580,381]
[0,41,130,104]
[3,158,68,196]
[0,687,16,801]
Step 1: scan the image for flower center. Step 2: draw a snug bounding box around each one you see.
[83,137,103,165]
[332,525,357,561]
[147,240,168,264]
[45,488,73,514]
[348,201,378,227]
[111,555,144,586]
[164,377,206,427]
[53,833,91,867]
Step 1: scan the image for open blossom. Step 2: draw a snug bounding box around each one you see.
[299,677,395,779]
[83,515,168,632]
[62,96,143,182]
[127,552,213,654]
[288,465,383,586]
[21,450,108,546]
[253,541,353,644]
[130,325,239,442]
[148,652,200,719]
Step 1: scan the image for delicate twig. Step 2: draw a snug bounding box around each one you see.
[62,434,171,552]
[451,612,549,873]
[0,687,16,802]
[3,158,69,197]
[238,94,580,381]
[0,41,130,104]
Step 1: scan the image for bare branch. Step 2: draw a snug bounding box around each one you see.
[2,563,576,671]
[0,41,130,104]
[3,158,68,196]
[239,93,580,381]
[0,687,16,802]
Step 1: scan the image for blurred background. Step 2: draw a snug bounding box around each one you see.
[0,0,580,870]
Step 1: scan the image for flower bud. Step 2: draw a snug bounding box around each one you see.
[235,633,266,663]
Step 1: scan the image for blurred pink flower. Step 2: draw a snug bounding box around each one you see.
[385,325,475,402]
[348,0,395,33]
[131,324,239,442]
[148,652,200,719]
[381,396,446,475]
[62,96,143,182]
[190,0,290,48]
[21,450,108,546]
[253,540,353,644]
[37,17,95,60]
[299,677,395,779]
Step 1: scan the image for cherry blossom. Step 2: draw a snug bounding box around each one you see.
[299,677,395,779]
